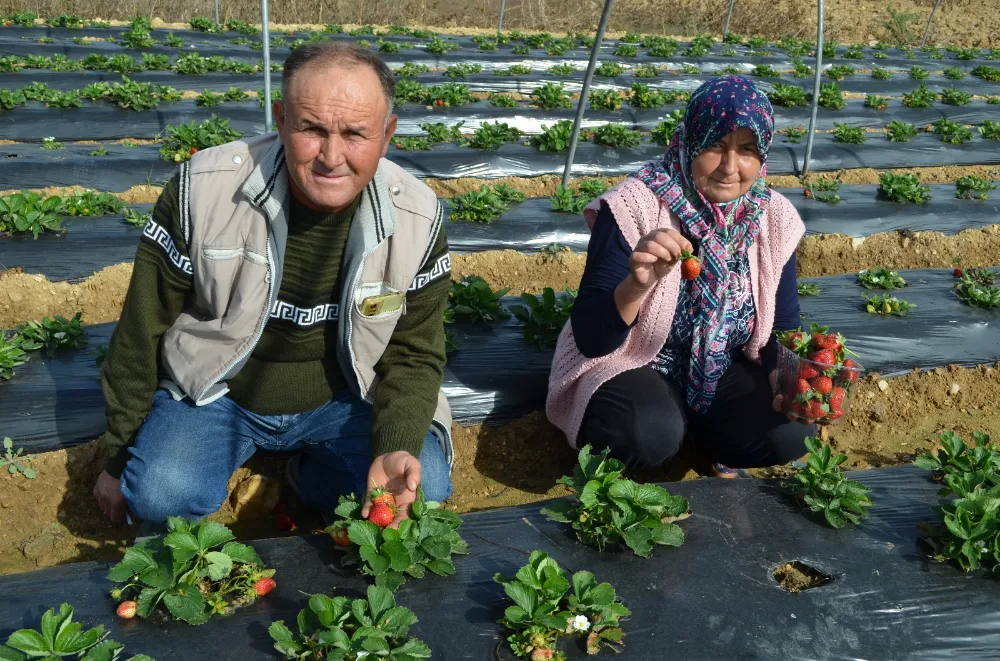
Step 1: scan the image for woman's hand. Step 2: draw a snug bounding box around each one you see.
[614,229,692,325]
[770,370,819,425]
[629,229,693,290]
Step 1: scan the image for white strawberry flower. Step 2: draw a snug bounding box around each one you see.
[570,615,591,632]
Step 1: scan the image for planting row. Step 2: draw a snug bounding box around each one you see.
[4,177,998,281]
[3,266,998,452]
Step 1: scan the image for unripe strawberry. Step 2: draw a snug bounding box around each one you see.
[173,153,182,162]
[253,577,276,597]
[116,601,137,619]
[531,647,554,661]
[331,527,351,546]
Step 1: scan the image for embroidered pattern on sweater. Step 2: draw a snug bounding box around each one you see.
[269,299,340,326]
[142,219,193,276]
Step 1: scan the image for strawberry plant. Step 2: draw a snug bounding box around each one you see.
[376,38,401,53]
[823,64,854,81]
[784,437,873,528]
[931,117,973,144]
[943,66,965,80]
[589,89,623,111]
[871,66,892,80]
[325,488,468,591]
[444,63,483,78]
[817,82,846,110]
[422,83,477,107]
[424,36,459,55]
[529,120,575,152]
[631,64,658,78]
[0,88,26,110]
[805,176,841,203]
[510,288,577,350]
[0,191,65,238]
[843,43,865,58]
[783,126,808,144]
[878,172,931,203]
[683,42,709,57]
[462,121,522,149]
[449,184,523,223]
[21,81,53,102]
[40,137,64,150]
[856,267,908,289]
[953,274,1000,308]
[649,109,685,146]
[531,82,572,110]
[189,16,223,32]
[775,323,861,424]
[681,64,702,74]
[902,83,937,108]
[223,87,249,102]
[0,603,152,660]
[159,115,244,162]
[446,275,510,324]
[940,88,972,106]
[989,97,1000,105]
[195,90,224,107]
[613,43,638,57]
[525,33,551,49]
[595,61,624,77]
[123,208,151,228]
[909,65,929,80]
[106,54,142,74]
[1,436,35,478]
[542,444,689,555]
[832,123,866,144]
[981,120,1000,140]
[394,78,426,104]
[620,31,642,43]
[269,586,430,659]
[122,22,155,49]
[0,331,29,380]
[798,282,821,296]
[550,179,608,213]
[628,82,671,109]
[62,190,125,216]
[768,83,810,108]
[589,123,641,148]
[549,63,578,77]
[719,65,742,75]
[141,53,171,71]
[107,517,273,624]
[16,312,85,357]
[394,62,429,77]
[864,293,916,316]
[166,33,184,47]
[792,59,814,78]
[393,136,432,151]
[495,551,630,660]
[956,176,997,200]
[972,65,1000,82]
[886,120,918,142]
[864,94,889,111]
[420,121,464,143]
[512,44,531,55]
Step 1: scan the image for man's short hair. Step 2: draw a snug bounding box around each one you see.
[281,42,396,120]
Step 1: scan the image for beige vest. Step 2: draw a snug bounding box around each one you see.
[156,133,454,464]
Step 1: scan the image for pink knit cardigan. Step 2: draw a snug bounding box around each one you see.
[545,177,806,447]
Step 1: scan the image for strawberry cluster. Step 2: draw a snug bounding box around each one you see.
[776,323,861,425]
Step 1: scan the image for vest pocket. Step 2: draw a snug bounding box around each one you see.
[354,281,406,322]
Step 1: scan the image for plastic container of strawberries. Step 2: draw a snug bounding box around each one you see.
[775,329,865,425]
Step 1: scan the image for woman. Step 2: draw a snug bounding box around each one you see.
[546,75,815,475]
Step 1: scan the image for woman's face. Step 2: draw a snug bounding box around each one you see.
[690,127,762,203]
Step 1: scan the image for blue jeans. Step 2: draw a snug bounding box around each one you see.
[121,388,452,523]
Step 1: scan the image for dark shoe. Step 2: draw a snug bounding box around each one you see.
[710,463,752,479]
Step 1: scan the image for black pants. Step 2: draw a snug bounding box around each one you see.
[578,356,816,469]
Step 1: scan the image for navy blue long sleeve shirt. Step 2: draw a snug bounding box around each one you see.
[570,203,800,375]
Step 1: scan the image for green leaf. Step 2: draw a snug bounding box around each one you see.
[196,521,234,550]
[381,540,412,572]
[203,551,233,581]
[268,620,296,645]
[541,500,576,523]
[588,582,616,606]
[367,585,395,620]
[163,530,199,554]
[0,645,28,661]
[39,603,70,649]
[634,483,671,508]
[55,621,101,655]
[163,585,207,623]
[394,638,432,658]
[503,605,528,623]
[623,525,654,557]
[360,544,391,575]
[107,547,158,581]
[379,606,417,631]
[80,640,124,661]
[651,522,685,547]
[136,587,165,618]
[420,537,451,560]
[572,570,598,599]
[375,570,407,592]
[349,521,381,549]
[4,630,49,656]
[220,541,263,566]
[502,581,537,615]
[824,507,848,529]
[422,557,455,576]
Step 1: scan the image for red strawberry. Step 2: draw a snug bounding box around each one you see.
[803,189,812,198]
[796,379,812,395]
[275,511,295,532]
[190,146,198,155]
[789,401,805,417]
[368,503,395,527]
[331,527,351,547]
[436,99,444,106]
[806,400,828,420]
[810,375,833,395]
[840,359,859,384]
[116,601,137,619]
[811,334,841,352]
[798,363,820,380]
[784,331,806,350]
[828,408,845,420]
[829,386,846,410]
[809,349,835,369]
[679,249,701,280]
[370,485,396,508]
[953,268,963,277]
[254,577,276,597]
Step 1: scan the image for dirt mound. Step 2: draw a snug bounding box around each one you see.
[0,264,133,329]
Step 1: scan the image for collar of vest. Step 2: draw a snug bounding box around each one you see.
[239,133,398,245]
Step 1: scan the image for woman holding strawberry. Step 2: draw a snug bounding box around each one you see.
[546,76,815,475]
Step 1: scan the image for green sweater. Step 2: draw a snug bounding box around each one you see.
[101,173,450,477]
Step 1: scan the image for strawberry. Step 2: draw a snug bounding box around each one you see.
[369,485,396,508]
[811,334,841,352]
[798,363,820,380]
[368,503,395,527]
[810,375,833,395]
[331,527,351,547]
[803,188,812,198]
[840,358,859,384]
[796,379,812,395]
[806,400,828,420]
[116,601,137,619]
[953,268,963,277]
[679,249,701,280]
[190,146,198,154]
[789,401,805,417]
[829,386,846,410]
[809,349,835,369]
[828,409,845,420]
[253,577,276,597]
[436,99,444,106]
[275,511,295,532]
[530,648,554,661]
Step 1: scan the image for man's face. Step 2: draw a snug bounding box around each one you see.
[275,62,397,213]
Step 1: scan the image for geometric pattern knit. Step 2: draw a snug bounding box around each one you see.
[544,176,805,447]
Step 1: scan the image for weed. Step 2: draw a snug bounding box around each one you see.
[444,63,482,78]
[931,117,973,144]
[752,64,779,78]
[769,83,810,108]
[824,64,856,81]
[159,115,244,163]
[123,208,150,227]
[1,436,35,478]
[784,437,873,528]
[864,293,916,316]
[943,66,965,80]
[195,90,225,107]
[392,136,432,151]
[595,61,624,77]
[540,242,572,263]
[798,282,821,296]
[613,43,638,58]
[421,121,464,143]
[495,550,630,659]
[462,121,522,149]
[269,586,430,659]
[865,94,889,111]
[548,63,577,77]
[529,120,575,152]
[446,275,510,324]
[818,83,846,110]
[651,109,685,146]
[881,4,919,46]
[449,184,523,223]
[531,82,572,110]
[940,88,972,106]
[886,120,918,142]
[784,127,808,144]
[902,83,937,108]
[488,92,518,108]
[857,266,909,289]
[589,89,623,111]
[832,123,866,144]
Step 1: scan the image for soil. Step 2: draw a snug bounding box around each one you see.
[451,249,587,295]
[0,264,133,329]
[0,185,164,204]
[3,361,998,577]
[773,561,833,593]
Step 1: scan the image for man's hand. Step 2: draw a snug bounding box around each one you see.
[770,370,819,425]
[94,469,128,525]
[362,451,422,528]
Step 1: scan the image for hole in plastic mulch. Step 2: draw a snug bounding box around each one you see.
[773,561,834,593]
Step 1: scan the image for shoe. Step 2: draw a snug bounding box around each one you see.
[710,463,752,479]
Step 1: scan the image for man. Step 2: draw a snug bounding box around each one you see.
[93,42,452,529]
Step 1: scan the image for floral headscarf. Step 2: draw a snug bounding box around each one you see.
[634,75,774,413]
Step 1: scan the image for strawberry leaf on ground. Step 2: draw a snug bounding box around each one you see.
[542,445,689,557]
[856,267,908,290]
[784,437,873,528]
[0,603,154,660]
[509,288,577,350]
